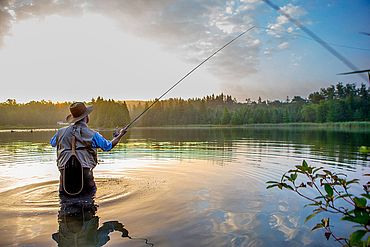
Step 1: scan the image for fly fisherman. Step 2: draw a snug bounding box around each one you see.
[50,102,127,196]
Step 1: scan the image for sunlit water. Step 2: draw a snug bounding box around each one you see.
[0,128,368,246]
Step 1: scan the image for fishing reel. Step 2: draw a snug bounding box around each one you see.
[113,128,120,138]
[113,126,128,138]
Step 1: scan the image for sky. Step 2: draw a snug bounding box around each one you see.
[0,0,369,103]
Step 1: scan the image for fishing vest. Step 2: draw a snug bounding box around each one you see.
[56,122,98,170]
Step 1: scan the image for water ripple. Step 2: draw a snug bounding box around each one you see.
[0,177,143,213]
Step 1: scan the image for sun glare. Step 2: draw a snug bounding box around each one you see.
[0,14,218,102]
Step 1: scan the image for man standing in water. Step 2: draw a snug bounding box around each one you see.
[50,102,127,195]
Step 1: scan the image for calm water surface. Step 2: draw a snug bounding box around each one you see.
[0,128,368,247]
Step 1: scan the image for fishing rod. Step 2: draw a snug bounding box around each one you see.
[262,0,367,81]
[122,26,256,130]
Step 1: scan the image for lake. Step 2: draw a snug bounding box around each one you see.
[0,127,368,246]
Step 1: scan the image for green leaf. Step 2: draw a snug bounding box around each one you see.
[354,209,369,224]
[313,208,325,213]
[266,184,278,189]
[347,179,360,185]
[353,197,367,208]
[305,212,318,223]
[282,184,294,191]
[290,173,297,182]
[349,230,367,245]
[342,216,357,223]
[302,160,308,167]
[311,223,324,231]
[295,165,304,171]
[314,195,325,200]
[323,170,332,175]
[288,169,299,173]
[324,184,334,197]
[321,218,329,227]
[266,181,279,184]
[360,193,370,200]
[342,209,369,225]
[300,160,310,172]
[304,201,321,208]
[313,167,323,174]
[307,167,313,174]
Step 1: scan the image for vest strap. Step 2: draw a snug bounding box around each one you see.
[71,136,76,156]
[63,125,84,196]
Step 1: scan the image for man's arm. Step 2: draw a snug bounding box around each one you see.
[50,132,57,147]
[93,129,127,151]
[110,128,127,149]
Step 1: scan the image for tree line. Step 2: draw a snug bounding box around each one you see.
[132,83,369,126]
[0,83,368,128]
[0,98,131,128]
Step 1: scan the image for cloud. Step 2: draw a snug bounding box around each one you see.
[0,1,14,47]
[0,0,265,81]
[278,41,289,50]
[266,3,306,38]
[263,3,306,58]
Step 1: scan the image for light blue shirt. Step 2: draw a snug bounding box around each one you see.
[50,131,113,151]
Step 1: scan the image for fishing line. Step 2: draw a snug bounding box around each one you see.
[123,26,256,130]
[262,0,367,81]
[122,1,366,131]
[255,26,370,52]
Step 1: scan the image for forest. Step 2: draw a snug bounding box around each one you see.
[0,98,130,128]
[0,83,368,128]
[130,82,369,126]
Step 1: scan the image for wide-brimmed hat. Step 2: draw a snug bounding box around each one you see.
[66,102,93,123]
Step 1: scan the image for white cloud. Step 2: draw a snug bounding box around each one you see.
[278,41,289,50]
[267,3,306,38]
[4,0,345,102]
[0,14,222,102]
[280,3,306,17]
[226,6,233,14]
[0,0,264,82]
[263,48,271,55]
[240,0,260,3]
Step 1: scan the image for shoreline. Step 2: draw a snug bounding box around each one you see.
[0,121,369,132]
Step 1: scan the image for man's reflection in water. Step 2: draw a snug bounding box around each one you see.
[52,191,153,246]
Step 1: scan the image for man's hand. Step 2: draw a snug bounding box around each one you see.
[111,127,128,148]
[119,128,127,137]
[113,127,128,138]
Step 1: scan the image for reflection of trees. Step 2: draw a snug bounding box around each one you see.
[122,128,368,167]
[0,130,129,144]
[114,128,237,163]
[0,131,55,143]
[0,128,367,167]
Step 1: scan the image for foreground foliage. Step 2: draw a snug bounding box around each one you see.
[267,161,369,246]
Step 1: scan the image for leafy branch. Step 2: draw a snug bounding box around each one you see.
[267,160,370,246]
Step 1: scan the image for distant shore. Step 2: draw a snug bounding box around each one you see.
[0,121,369,132]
